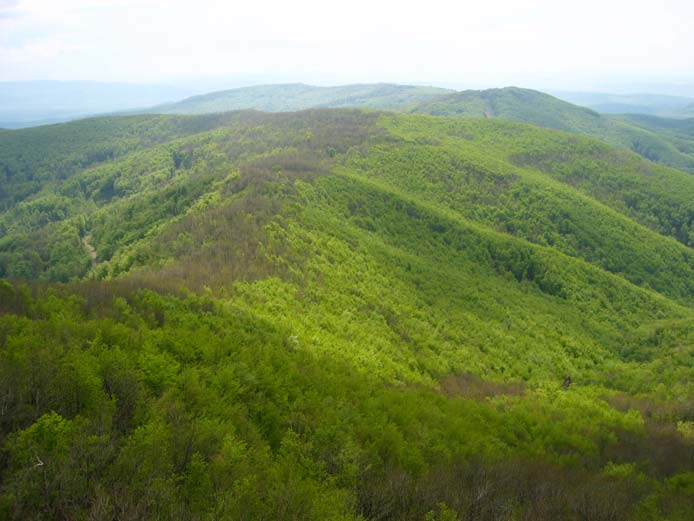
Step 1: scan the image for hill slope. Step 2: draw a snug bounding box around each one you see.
[152,83,453,114]
[1,110,693,520]
[412,87,605,132]
[412,87,694,173]
[0,112,258,211]
[147,83,694,173]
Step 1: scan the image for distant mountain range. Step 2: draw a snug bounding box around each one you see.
[0,80,243,128]
[148,83,454,114]
[3,81,694,173]
[552,91,694,117]
[151,83,694,120]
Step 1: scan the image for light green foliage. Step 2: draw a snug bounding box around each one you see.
[0,109,693,519]
[145,84,694,172]
[411,87,694,173]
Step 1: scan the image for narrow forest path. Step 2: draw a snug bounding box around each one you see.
[82,236,97,268]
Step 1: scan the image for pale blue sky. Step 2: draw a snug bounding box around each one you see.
[1,0,693,90]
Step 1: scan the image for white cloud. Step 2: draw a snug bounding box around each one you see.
[0,37,78,62]
[0,0,693,87]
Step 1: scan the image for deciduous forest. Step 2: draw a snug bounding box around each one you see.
[0,108,693,520]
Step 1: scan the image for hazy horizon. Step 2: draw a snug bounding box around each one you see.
[1,0,693,95]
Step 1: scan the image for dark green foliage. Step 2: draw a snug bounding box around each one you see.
[0,111,292,211]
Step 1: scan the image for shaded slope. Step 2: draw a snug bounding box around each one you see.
[617,113,694,156]
[0,112,258,210]
[412,87,694,173]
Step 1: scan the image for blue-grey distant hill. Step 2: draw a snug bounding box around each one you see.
[149,83,454,114]
[552,91,694,118]
[0,81,200,128]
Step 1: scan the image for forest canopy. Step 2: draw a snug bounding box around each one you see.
[0,109,693,520]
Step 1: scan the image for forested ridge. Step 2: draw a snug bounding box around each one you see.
[149,83,453,115]
[151,83,694,173]
[411,87,694,174]
[0,109,693,520]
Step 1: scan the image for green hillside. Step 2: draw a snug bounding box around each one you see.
[617,114,694,155]
[152,83,452,114]
[0,113,250,210]
[145,84,694,173]
[1,110,693,520]
[412,87,694,173]
[412,87,605,132]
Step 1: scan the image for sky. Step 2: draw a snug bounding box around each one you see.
[1,0,693,91]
